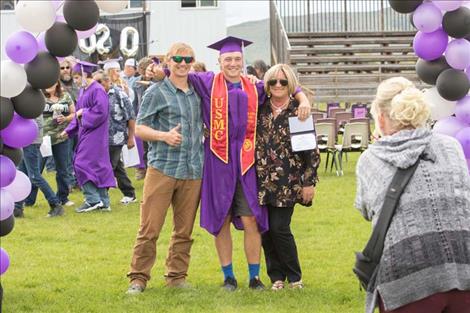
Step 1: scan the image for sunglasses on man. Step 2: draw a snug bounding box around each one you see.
[60,66,70,70]
[268,79,288,87]
[171,56,194,64]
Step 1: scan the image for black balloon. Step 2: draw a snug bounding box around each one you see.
[436,69,470,101]
[0,97,14,130]
[1,145,23,166]
[11,84,46,119]
[45,22,78,57]
[63,0,99,31]
[416,57,451,85]
[0,214,15,237]
[443,7,470,39]
[24,52,60,89]
[388,0,423,14]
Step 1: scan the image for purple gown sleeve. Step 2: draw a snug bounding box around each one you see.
[65,115,79,138]
[163,68,214,97]
[255,81,266,105]
[187,71,215,97]
[81,88,109,130]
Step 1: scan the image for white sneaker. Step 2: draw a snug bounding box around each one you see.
[120,196,137,204]
[64,200,75,207]
[75,201,103,213]
[100,206,112,212]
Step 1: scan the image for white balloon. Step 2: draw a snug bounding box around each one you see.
[79,36,97,55]
[15,1,56,33]
[2,170,32,202]
[423,87,457,121]
[96,24,112,55]
[120,26,139,57]
[0,60,27,98]
[96,0,128,13]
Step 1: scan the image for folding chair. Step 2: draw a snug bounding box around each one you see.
[334,111,353,134]
[351,103,368,118]
[315,122,340,176]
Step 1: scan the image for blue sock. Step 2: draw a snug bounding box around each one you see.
[222,263,234,280]
[248,263,260,280]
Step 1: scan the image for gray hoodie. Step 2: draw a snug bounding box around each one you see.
[355,128,470,313]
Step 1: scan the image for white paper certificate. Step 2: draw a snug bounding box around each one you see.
[291,133,317,152]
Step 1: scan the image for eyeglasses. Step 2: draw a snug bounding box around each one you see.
[268,79,288,87]
[171,56,194,64]
[60,66,70,70]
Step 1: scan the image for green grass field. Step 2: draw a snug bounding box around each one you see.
[1,152,371,313]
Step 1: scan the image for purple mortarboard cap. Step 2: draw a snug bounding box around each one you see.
[207,36,253,54]
[72,60,98,74]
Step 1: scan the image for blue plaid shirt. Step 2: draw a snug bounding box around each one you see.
[137,77,203,180]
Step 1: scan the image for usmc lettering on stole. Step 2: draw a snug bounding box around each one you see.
[210,97,229,163]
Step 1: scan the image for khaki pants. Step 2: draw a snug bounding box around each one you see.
[127,167,201,287]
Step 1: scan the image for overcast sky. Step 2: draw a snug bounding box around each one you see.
[225,1,269,27]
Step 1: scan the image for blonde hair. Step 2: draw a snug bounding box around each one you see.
[165,42,195,63]
[371,77,430,132]
[263,64,298,96]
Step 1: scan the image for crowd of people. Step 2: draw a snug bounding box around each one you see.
[10,34,470,313]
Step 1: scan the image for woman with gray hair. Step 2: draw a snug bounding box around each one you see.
[355,77,470,313]
[256,64,320,290]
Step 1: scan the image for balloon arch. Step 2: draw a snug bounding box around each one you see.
[0,0,130,299]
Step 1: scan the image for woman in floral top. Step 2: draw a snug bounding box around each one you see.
[28,81,75,212]
[256,64,320,290]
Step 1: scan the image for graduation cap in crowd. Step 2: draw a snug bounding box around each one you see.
[72,60,98,75]
[207,36,253,55]
[72,60,99,87]
[99,58,123,71]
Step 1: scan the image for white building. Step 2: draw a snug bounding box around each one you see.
[1,0,226,71]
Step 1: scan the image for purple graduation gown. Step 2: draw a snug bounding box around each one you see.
[188,72,268,236]
[65,81,116,189]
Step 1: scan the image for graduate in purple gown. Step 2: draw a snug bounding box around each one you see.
[61,61,116,213]
[180,36,312,290]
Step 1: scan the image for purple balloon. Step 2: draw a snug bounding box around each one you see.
[413,28,449,61]
[413,3,443,33]
[0,114,38,148]
[5,31,39,64]
[2,170,32,202]
[0,248,10,275]
[456,96,470,124]
[0,189,14,221]
[455,127,470,158]
[445,39,470,70]
[37,32,47,52]
[0,155,16,188]
[433,116,467,136]
[432,0,463,11]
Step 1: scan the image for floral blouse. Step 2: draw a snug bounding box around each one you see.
[256,99,320,208]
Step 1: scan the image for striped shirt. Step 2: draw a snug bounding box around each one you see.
[137,77,203,180]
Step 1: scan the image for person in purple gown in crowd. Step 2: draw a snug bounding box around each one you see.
[60,61,116,213]
[160,36,312,290]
